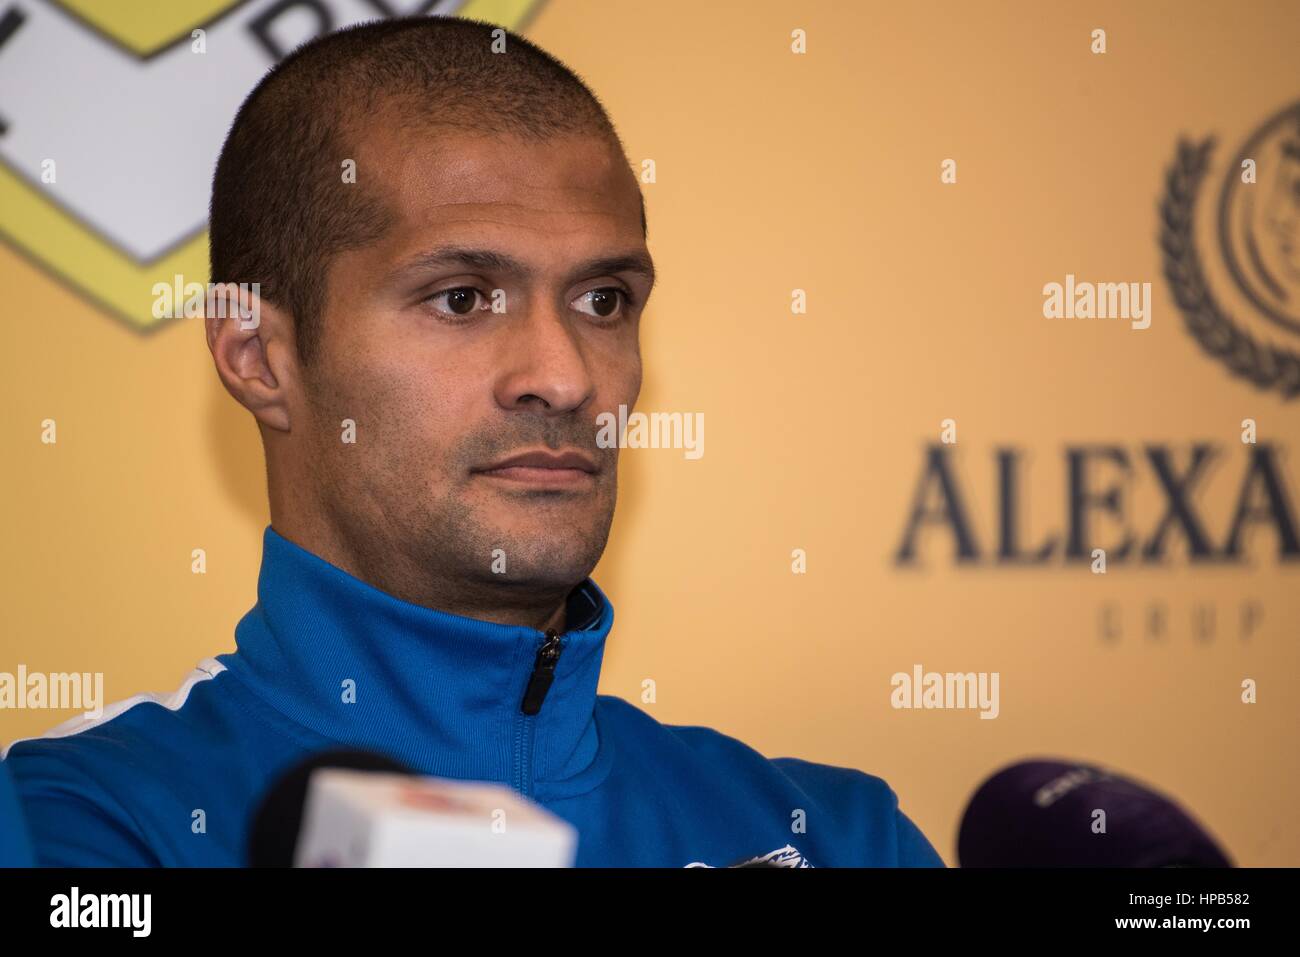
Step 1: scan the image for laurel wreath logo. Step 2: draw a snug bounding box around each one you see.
[1159,137,1300,398]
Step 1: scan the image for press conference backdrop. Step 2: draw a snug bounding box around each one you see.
[1,0,1297,867]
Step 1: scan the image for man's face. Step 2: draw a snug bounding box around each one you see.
[293,120,653,599]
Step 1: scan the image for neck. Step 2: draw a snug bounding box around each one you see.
[220,525,617,797]
[267,514,570,632]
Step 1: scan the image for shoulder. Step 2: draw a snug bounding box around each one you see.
[594,695,944,866]
[4,658,229,757]
[2,659,236,866]
[596,693,891,799]
[3,658,231,766]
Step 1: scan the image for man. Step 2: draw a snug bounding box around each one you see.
[3,17,942,867]
[0,759,33,867]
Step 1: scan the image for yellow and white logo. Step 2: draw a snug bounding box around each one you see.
[0,0,543,330]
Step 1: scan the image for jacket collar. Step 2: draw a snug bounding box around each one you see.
[220,526,615,800]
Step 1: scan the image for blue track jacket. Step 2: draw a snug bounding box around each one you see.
[4,527,943,868]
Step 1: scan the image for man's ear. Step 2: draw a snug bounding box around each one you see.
[205,283,298,433]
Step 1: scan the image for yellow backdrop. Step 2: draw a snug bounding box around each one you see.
[1,0,1297,866]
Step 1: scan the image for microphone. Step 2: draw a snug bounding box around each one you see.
[248,749,578,867]
[958,759,1232,867]
[247,749,410,867]
[0,759,34,866]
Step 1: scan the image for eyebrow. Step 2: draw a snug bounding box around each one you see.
[393,245,657,288]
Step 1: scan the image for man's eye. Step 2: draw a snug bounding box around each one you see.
[426,287,486,317]
[573,288,626,320]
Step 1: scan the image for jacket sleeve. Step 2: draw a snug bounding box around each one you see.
[895,805,946,866]
[0,758,34,866]
[3,751,162,867]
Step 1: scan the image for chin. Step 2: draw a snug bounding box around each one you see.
[487,530,606,583]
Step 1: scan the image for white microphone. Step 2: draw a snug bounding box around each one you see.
[293,768,577,868]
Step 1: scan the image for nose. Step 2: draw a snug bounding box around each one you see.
[493,300,596,415]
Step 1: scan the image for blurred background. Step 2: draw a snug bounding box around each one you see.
[1,0,1297,866]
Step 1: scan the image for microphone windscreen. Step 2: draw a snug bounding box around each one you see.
[958,759,1232,867]
[247,748,411,867]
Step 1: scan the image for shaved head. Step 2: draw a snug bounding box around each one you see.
[210,16,639,362]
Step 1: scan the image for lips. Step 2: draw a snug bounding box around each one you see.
[472,448,599,488]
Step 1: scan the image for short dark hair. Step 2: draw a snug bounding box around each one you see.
[209,16,638,362]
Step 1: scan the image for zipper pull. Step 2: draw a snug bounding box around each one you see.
[520,628,564,715]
